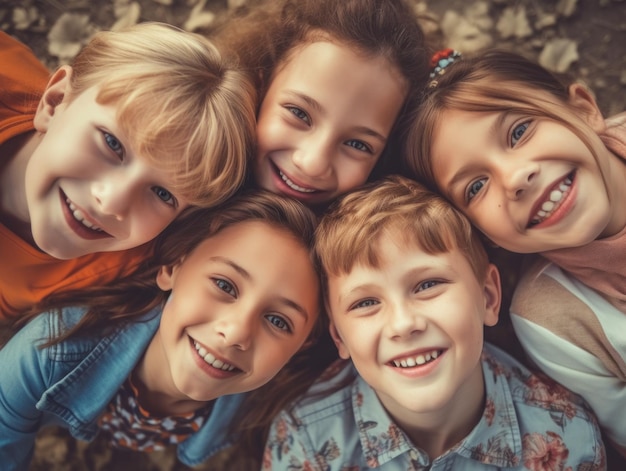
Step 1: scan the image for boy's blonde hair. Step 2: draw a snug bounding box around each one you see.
[68,22,257,207]
[315,175,490,284]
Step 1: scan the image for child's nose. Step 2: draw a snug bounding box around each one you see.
[386,304,427,339]
[292,142,333,179]
[502,161,540,201]
[91,178,135,221]
[217,316,253,351]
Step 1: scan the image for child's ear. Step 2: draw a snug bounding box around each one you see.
[329,320,351,360]
[33,65,73,132]
[568,83,605,133]
[482,263,501,327]
[155,258,184,291]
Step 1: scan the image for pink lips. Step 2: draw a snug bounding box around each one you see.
[189,337,241,380]
[269,162,326,201]
[527,171,576,229]
[60,190,111,240]
[388,348,446,378]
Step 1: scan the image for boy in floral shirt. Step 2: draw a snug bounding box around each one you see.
[263,175,605,471]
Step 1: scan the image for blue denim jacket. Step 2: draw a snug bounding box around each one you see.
[0,306,245,470]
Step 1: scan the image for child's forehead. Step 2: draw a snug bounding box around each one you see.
[325,239,476,297]
[328,230,463,278]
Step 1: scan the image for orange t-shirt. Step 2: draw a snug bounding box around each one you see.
[0,32,153,319]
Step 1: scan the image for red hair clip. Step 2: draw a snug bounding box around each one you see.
[428,48,461,87]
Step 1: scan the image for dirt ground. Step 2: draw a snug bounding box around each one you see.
[1,0,625,470]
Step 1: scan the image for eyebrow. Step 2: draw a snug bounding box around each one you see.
[286,91,388,144]
[210,256,251,280]
[336,283,378,308]
[209,256,310,321]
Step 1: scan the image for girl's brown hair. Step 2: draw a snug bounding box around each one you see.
[212,0,431,178]
[15,190,321,343]
[10,190,335,467]
[404,49,604,190]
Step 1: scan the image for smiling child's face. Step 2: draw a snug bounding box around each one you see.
[429,85,622,254]
[151,220,320,405]
[254,39,407,207]
[327,232,500,421]
[19,68,189,260]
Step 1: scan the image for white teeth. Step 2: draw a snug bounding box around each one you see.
[193,341,235,371]
[549,190,562,202]
[392,349,441,368]
[279,170,317,193]
[529,175,573,226]
[66,199,103,231]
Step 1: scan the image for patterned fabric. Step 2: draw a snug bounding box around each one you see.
[98,375,212,452]
[511,257,626,451]
[263,343,605,470]
[0,305,246,470]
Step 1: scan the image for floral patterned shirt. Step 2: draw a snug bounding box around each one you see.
[263,343,605,471]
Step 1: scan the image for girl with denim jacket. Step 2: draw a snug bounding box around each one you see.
[0,190,330,470]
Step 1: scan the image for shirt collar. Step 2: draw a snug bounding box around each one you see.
[453,349,524,467]
[349,349,525,468]
[351,374,429,468]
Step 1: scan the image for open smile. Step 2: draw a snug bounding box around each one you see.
[528,171,575,227]
[270,161,323,196]
[66,199,103,231]
[389,348,445,369]
[193,339,238,372]
[279,169,317,193]
[61,190,111,240]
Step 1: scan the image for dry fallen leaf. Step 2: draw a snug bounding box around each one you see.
[497,6,532,39]
[441,10,493,53]
[48,12,98,64]
[12,5,39,30]
[183,0,216,31]
[111,1,141,31]
[539,38,579,73]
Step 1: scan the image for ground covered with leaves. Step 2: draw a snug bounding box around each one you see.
[1,0,625,470]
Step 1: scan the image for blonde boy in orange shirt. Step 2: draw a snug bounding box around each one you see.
[0,23,256,318]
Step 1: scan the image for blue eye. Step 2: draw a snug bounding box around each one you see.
[350,299,378,310]
[511,122,530,146]
[286,106,311,125]
[152,186,175,206]
[417,280,440,292]
[466,178,486,202]
[266,314,291,332]
[345,140,372,153]
[213,278,236,297]
[103,132,124,159]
